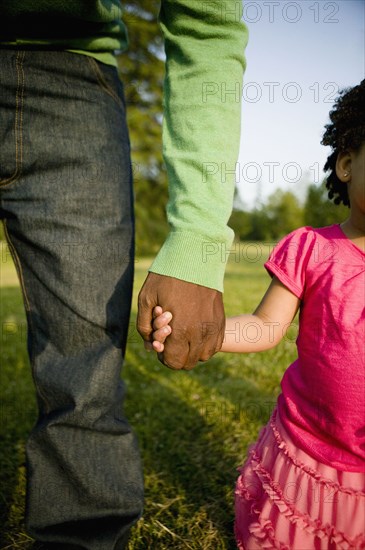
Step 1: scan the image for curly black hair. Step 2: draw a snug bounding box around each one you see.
[321,79,365,206]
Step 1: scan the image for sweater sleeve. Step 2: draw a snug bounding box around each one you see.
[148,0,248,292]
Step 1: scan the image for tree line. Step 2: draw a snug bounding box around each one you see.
[229,183,349,243]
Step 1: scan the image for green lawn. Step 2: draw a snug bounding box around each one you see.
[0,242,298,549]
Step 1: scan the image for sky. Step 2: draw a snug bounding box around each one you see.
[235,0,365,209]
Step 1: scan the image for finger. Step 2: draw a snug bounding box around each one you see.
[152,340,164,353]
[137,286,156,342]
[152,325,171,343]
[137,308,154,342]
[171,329,206,370]
[152,311,172,331]
[160,331,189,370]
[181,337,202,370]
[153,305,163,318]
[199,318,225,361]
[144,341,153,352]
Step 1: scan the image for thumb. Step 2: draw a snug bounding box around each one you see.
[137,289,156,343]
[137,312,154,350]
[137,305,153,342]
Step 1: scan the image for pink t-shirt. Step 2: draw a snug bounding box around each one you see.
[265,224,365,472]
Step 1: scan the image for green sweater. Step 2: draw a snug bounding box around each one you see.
[0,1,248,291]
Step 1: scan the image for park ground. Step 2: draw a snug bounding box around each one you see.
[0,241,298,549]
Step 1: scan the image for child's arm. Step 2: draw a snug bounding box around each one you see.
[221,276,300,353]
[151,276,300,354]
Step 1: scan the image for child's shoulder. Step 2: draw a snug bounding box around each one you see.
[283,224,340,241]
[308,224,341,240]
[274,224,341,252]
[269,224,341,267]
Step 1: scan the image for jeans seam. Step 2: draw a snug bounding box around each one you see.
[87,56,123,108]
[3,219,51,413]
[0,50,25,188]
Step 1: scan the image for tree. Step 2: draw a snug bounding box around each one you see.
[228,209,252,241]
[264,189,304,239]
[303,180,349,228]
[229,189,304,242]
[118,2,169,256]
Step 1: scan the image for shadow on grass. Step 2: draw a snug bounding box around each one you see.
[123,339,278,550]
[0,285,281,549]
[0,288,38,549]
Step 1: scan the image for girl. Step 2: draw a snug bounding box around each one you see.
[150,80,365,549]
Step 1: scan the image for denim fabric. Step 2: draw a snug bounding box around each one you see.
[0,50,143,549]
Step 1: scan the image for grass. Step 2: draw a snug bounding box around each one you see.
[0,241,298,549]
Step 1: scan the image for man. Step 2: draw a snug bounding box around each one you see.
[0,1,247,548]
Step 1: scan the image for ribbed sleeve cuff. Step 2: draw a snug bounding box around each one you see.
[148,231,234,292]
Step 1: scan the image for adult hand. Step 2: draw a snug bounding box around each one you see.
[137,272,225,370]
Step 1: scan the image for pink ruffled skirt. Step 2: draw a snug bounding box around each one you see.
[235,409,365,549]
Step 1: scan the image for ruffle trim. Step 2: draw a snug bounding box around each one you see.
[238,456,365,549]
[268,412,365,498]
[247,513,365,550]
[235,410,365,549]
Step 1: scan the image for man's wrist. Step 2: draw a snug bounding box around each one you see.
[149,231,233,292]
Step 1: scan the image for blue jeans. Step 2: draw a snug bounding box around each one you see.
[0,49,143,549]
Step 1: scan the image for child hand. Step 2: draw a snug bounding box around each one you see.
[151,306,173,353]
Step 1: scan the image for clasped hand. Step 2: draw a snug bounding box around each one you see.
[137,273,225,370]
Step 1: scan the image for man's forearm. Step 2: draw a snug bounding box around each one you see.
[150,0,249,292]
